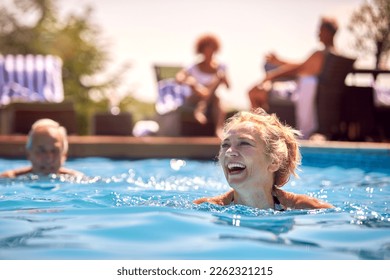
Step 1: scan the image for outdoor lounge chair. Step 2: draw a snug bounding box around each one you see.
[0,54,64,105]
[154,65,183,82]
[0,54,76,134]
[153,64,216,137]
[92,112,133,136]
[0,101,77,134]
[316,52,356,139]
[268,51,355,140]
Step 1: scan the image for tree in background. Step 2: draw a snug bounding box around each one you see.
[0,0,154,134]
[348,0,390,69]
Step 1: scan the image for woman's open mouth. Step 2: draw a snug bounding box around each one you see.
[227,162,246,175]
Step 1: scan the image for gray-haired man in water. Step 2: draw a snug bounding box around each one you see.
[0,118,82,178]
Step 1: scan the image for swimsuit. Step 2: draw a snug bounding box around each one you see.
[273,195,284,211]
[230,195,285,211]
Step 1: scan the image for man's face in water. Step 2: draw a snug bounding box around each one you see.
[27,127,66,175]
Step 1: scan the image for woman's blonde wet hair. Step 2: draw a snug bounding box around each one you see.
[220,108,302,187]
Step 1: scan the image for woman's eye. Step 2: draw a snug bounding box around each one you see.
[240,141,251,146]
[221,143,229,148]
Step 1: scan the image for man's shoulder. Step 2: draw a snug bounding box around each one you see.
[59,167,84,177]
[0,166,32,178]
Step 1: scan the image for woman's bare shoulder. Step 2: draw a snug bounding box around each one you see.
[273,188,334,209]
[193,189,234,206]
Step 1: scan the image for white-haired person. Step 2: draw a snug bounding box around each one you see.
[0,118,82,178]
[194,109,333,210]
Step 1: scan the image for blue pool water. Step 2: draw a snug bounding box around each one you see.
[0,148,389,260]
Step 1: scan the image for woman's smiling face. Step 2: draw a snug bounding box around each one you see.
[219,122,277,189]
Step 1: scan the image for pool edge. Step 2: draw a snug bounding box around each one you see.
[0,135,389,159]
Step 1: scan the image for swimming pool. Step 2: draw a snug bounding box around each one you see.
[0,148,389,260]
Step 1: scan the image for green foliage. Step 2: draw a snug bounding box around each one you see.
[348,0,390,68]
[0,0,150,134]
[120,97,156,124]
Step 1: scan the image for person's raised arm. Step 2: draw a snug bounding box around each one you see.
[175,68,210,100]
[216,64,230,89]
[175,68,188,84]
[265,52,295,67]
[262,50,323,84]
[219,70,230,89]
[264,63,300,83]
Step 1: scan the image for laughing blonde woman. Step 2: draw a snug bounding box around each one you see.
[194,108,333,210]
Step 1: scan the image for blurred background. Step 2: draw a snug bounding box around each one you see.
[1,0,389,135]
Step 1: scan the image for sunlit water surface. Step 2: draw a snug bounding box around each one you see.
[0,153,389,260]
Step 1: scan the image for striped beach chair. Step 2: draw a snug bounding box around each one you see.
[0,54,64,105]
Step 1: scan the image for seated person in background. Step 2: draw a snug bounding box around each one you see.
[0,118,83,178]
[248,16,338,139]
[194,109,334,210]
[175,33,230,137]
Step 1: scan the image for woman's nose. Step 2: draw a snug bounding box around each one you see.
[226,146,238,156]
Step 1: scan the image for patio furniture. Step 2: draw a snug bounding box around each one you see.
[0,101,77,135]
[92,112,133,136]
[153,64,215,137]
[268,52,356,140]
